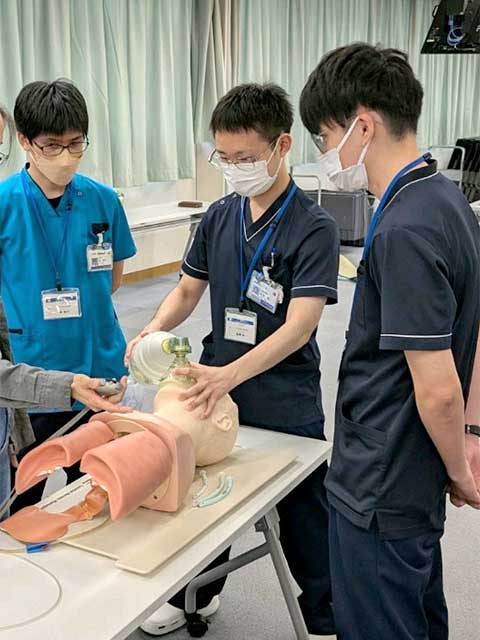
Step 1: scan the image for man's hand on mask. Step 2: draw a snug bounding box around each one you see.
[71,374,132,413]
[450,434,480,508]
[124,320,160,366]
[175,363,239,419]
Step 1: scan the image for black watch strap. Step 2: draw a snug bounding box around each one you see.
[465,424,480,437]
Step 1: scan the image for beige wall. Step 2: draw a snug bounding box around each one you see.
[122,146,224,275]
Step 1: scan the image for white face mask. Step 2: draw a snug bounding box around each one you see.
[220,140,282,197]
[317,117,369,191]
[29,147,81,187]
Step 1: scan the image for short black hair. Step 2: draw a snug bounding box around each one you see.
[300,43,423,138]
[14,79,88,140]
[210,83,293,142]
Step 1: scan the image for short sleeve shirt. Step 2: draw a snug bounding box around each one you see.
[182,181,340,429]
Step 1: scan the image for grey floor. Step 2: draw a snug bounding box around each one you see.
[107,247,479,640]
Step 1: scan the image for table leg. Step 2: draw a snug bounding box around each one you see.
[184,507,309,639]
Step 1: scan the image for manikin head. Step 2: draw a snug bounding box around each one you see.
[153,378,238,466]
[129,331,239,465]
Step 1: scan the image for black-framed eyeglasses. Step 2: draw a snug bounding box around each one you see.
[0,150,9,166]
[33,137,90,158]
[208,137,279,172]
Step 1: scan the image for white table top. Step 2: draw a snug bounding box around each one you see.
[0,427,331,640]
[128,202,210,232]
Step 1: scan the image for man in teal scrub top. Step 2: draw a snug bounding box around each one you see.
[0,79,136,510]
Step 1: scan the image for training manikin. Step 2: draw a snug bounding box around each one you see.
[1,333,239,543]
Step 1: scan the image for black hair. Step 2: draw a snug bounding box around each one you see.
[14,79,88,140]
[300,43,423,138]
[210,83,294,142]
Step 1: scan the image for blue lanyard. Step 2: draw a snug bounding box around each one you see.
[21,169,73,291]
[362,153,431,260]
[239,182,297,308]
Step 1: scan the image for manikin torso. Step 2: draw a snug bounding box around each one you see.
[1,371,239,543]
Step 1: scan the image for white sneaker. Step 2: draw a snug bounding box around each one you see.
[141,596,220,636]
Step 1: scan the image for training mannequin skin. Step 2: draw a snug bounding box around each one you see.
[1,376,239,544]
[153,380,238,466]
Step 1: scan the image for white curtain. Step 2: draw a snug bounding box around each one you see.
[227,0,478,163]
[0,0,196,186]
[230,0,412,165]
[409,0,480,148]
[0,0,477,184]
[192,0,229,142]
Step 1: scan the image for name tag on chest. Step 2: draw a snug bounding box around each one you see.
[41,288,82,320]
[224,307,257,345]
[246,269,283,313]
[87,244,113,272]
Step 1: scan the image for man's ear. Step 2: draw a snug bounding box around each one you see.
[356,112,376,146]
[278,133,292,158]
[214,414,234,432]
[17,132,31,152]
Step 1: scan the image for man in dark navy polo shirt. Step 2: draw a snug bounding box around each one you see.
[300,43,480,640]
[127,84,339,637]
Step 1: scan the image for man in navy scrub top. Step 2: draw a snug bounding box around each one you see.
[300,43,480,640]
[127,83,339,638]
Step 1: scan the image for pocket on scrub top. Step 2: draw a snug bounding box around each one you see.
[95,317,128,376]
[329,403,387,511]
[267,256,290,286]
[8,330,45,369]
[42,319,84,372]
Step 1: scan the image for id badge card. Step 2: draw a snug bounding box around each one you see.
[246,269,283,314]
[87,243,113,272]
[41,288,82,320]
[224,307,257,345]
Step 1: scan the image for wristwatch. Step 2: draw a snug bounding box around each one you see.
[465,424,480,437]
